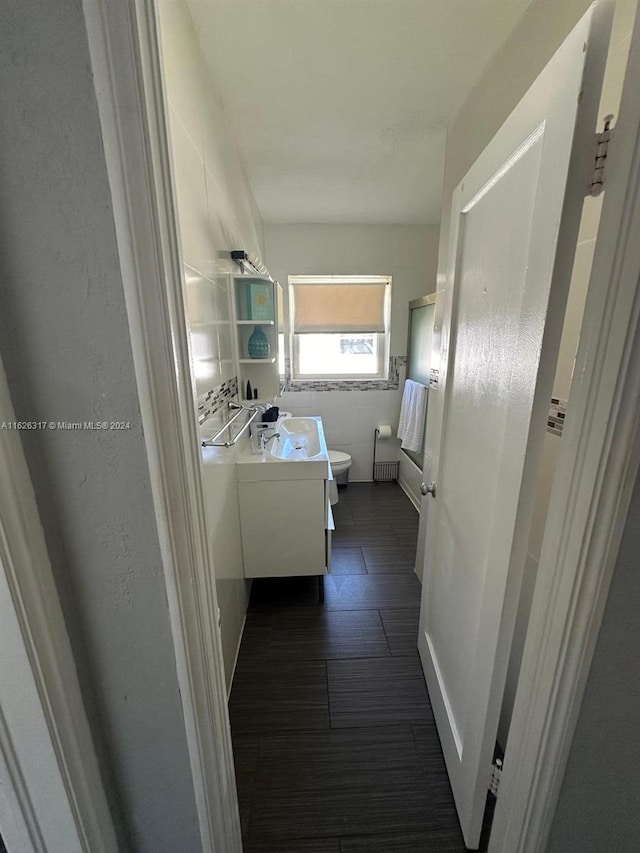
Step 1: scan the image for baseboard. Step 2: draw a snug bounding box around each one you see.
[228,613,247,700]
[228,577,253,700]
[399,480,421,512]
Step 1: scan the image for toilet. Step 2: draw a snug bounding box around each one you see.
[328,450,352,505]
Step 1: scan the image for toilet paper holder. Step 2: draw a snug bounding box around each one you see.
[372,425,399,484]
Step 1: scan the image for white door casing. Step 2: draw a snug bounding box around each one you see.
[418,5,611,848]
[81,0,243,850]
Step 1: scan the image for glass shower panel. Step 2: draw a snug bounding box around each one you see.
[405,302,435,469]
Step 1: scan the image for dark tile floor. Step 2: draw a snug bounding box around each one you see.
[229,482,492,852]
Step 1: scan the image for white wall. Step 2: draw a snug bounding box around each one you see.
[265,224,439,480]
[546,468,640,850]
[157,0,265,688]
[0,2,201,849]
[157,0,263,400]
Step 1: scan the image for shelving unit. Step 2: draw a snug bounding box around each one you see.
[232,275,282,401]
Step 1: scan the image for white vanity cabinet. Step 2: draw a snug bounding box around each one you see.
[237,476,332,579]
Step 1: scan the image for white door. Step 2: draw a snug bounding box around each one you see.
[418,6,611,849]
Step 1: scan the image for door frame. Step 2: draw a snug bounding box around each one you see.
[0,361,118,852]
[77,2,640,853]
[81,0,243,851]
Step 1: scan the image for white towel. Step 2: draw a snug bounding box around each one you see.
[397,379,427,452]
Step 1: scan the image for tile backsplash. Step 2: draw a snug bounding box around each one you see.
[281,355,407,393]
[197,376,238,425]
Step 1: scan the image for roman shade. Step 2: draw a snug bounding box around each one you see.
[291,280,388,334]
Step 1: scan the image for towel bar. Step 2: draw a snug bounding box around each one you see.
[201,402,259,447]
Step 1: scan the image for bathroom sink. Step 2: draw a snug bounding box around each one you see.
[236,415,330,482]
[268,417,323,460]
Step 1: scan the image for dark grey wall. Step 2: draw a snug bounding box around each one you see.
[548,466,640,851]
[0,2,201,850]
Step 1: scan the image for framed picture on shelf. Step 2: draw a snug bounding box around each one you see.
[247,282,273,322]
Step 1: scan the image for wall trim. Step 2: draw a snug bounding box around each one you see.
[227,613,249,702]
[0,362,118,852]
[81,0,242,851]
[490,8,640,850]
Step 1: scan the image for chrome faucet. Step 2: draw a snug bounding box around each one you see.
[259,430,280,452]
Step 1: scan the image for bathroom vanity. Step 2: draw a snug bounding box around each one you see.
[235,416,334,579]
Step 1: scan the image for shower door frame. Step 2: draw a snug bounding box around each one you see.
[405,293,436,579]
[404,292,437,472]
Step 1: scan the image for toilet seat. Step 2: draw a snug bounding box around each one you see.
[328,450,352,505]
[328,450,351,472]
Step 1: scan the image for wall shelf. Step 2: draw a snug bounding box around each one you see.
[232,275,283,401]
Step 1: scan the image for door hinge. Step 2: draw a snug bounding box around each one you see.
[589,114,615,197]
[489,757,503,797]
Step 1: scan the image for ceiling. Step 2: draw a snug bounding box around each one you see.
[186,0,533,225]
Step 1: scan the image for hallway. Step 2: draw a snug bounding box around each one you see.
[229,482,492,852]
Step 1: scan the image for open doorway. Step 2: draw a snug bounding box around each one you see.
[148,0,636,848]
[2,0,639,848]
[77,0,636,844]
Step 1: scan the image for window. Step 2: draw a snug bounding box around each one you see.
[288,275,392,380]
